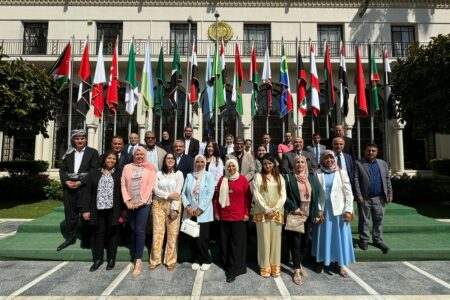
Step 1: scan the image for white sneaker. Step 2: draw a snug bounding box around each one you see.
[192,263,200,270]
[200,263,211,271]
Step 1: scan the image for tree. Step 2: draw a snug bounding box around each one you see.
[0,55,61,138]
[393,34,450,135]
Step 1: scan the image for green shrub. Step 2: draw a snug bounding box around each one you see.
[392,173,450,203]
[430,159,450,177]
[0,175,49,202]
[43,179,63,201]
[0,160,49,177]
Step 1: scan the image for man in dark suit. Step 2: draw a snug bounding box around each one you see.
[58,129,99,251]
[306,133,326,165]
[324,125,355,159]
[103,136,132,170]
[263,133,278,159]
[281,136,318,174]
[354,143,393,254]
[332,137,354,185]
[174,139,194,178]
[183,126,199,157]
[125,132,145,155]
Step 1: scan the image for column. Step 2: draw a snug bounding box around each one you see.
[34,134,44,161]
[390,119,405,174]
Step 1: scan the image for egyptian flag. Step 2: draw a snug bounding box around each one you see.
[190,41,200,112]
[48,42,71,92]
[77,39,91,117]
[339,40,349,117]
[296,45,307,117]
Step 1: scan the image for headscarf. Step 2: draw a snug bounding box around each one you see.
[63,129,87,159]
[294,155,312,202]
[218,158,240,208]
[192,155,207,200]
[132,146,155,170]
[320,149,340,173]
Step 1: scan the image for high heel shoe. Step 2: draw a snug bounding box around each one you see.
[132,259,142,278]
[292,269,303,285]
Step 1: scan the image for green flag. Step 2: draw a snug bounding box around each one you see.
[154,44,165,117]
[369,44,380,111]
[169,42,182,108]
[125,40,138,115]
[212,40,226,112]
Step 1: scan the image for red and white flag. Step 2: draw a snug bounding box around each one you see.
[92,38,106,118]
[309,42,320,117]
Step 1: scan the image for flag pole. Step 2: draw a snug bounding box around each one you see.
[368,40,374,143]
[159,37,163,138]
[184,17,192,128]
[295,37,299,137]
[214,12,219,142]
[383,45,391,166]
[83,35,89,131]
[337,40,343,125]
[144,37,149,132]
[356,41,362,160]
[235,38,239,137]
[67,35,75,146]
[309,38,315,135]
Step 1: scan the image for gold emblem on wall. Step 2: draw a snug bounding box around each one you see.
[208,21,234,42]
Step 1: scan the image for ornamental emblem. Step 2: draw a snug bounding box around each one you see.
[208,21,234,42]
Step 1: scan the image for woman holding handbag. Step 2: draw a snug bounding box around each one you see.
[181,155,215,271]
[149,152,184,271]
[284,155,320,285]
[312,150,355,278]
[214,159,252,283]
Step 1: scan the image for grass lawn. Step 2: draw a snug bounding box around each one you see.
[0,200,62,219]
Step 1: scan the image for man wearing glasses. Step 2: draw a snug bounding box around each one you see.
[144,131,167,171]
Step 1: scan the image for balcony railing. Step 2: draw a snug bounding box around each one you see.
[0,39,421,59]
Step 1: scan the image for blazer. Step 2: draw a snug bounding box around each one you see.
[283,173,320,221]
[353,158,393,201]
[181,172,215,223]
[281,150,318,175]
[121,163,157,205]
[59,146,99,184]
[335,152,354,186]
[265,143,278,160]
[183,137,200,157]
[125,143,146,155]
[146,145,167,170]
[226,152,256,183]
[306,144,326,163]
[82,168,124,226]
[314,169,354,217]
[324,136,355,159]
[177,154,194,178]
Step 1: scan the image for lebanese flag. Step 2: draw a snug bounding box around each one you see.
[296,45,307,117]
[354,44,368,117]
[106,37,119,113]
[92,38,106,118]
[309,43,320,117]
[77,39,91,117]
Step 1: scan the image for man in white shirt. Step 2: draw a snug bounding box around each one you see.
[183,126,199,157]
[144,131,166,171]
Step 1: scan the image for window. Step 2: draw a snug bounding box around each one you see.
[317,25,343,57]
[23,22,48,55]
[243,24,271,56]
[391,26,415,57]
[170,23,197,56]
[97,22,123,55]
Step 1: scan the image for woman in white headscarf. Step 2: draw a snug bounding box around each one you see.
[213,159,252,283]
[181,155,215,271]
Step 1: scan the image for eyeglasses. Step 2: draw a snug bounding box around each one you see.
[145,137,155,140]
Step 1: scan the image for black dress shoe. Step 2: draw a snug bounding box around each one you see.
[358,240,368,251]
[226,275,236,283]
[56,239,76,251]
[106,259,115,270]
[90,260,103,272]
[373,242,390,254]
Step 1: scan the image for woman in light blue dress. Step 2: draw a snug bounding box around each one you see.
[312,150,355,278]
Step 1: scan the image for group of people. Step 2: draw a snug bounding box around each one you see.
[58,124,393,285]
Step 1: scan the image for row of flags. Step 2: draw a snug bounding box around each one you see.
[48,38,394,121]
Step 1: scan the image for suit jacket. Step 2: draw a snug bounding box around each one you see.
[324,136,355,159]
[306,144,326,163]
[281,150,318,175]
[177,154,194,178]
[181,172,215,223]
[125,143,146,155]
[354,158,393,201]
[314,169,354,216]
[183,137,200,157]
[335,152,354,186]
[265,143,278,160]
[226,152,256,183]
[82,168,124,226]
[146,145,167,170]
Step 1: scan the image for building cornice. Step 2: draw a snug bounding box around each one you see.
[0,0,449,8]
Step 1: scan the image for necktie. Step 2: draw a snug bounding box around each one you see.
[316,145,320,163]
[337,154,342,169]
[129,145,135,154]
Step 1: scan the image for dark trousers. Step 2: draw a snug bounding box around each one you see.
[93,209,118,262]
[64,189,90,243]
[220,220,247,277]
[287,222,311,269]
[128,204,151,259]
[191,221,212,264]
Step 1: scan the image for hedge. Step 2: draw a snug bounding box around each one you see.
[0,160,48,176]
[392,173,450,204]
[430,159,450,177]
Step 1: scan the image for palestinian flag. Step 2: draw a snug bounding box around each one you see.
[48,42,71,92]
[369,43,380,112]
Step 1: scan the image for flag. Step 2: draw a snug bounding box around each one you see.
[125,39,139,115]
[154,43,165,117]
[77,39,91,117]
[354,44,368,117]
[384,49,397,119]
[169,42,182,109]
[262,45,272,116]
[296,44,307,117]
[48,42,71,91]
[92,38,106,118]
[369,43,380,112]
[231,41,244,117]
[323,41,336,108]
[106,37,119,114]
[141,40,154,113]
[249,43,259,117]
[279,42,293,118]
[212,40,226,111]
[204,45,213,120]
[190,40,200,112]
[309,42,320,117]
[339,40,349,117]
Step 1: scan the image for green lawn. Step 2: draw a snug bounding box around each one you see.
[0,200,62,219]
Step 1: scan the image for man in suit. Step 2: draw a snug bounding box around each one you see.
[183,126,200,157]
[174,139,194,178]
[225,136,255,183]
[306,133,326,165]
[281,136,318,174]
[125,132,145,155]
[58,129,99,251]
[107,136,132,170]
[354,143,393,254]
[263,133,278,159]
[144,131,166,171]
[332,137,354,185]
[324,125,355,159]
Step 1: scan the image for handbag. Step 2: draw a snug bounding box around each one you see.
[285,214,307,233]
[180,218,200,238]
